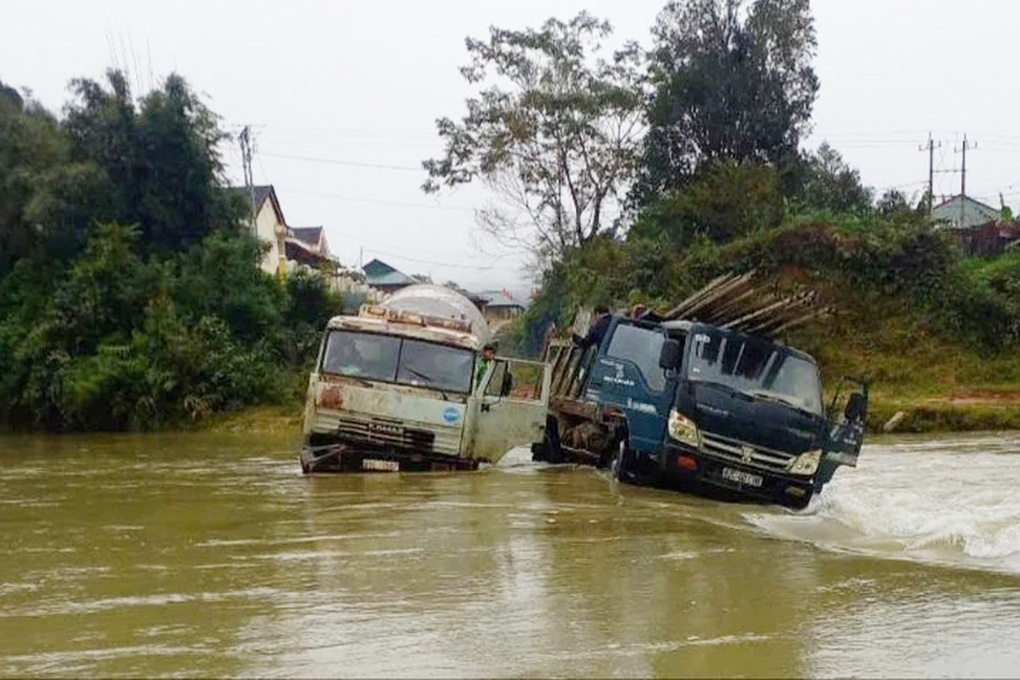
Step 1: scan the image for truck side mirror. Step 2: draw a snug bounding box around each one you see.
[500,370,514,397]
[659,339,681,370]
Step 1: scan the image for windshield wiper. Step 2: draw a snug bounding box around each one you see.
[691,378,753,402]
[405,367,433,383]
[750,390,817,417]
[404,367,451,401]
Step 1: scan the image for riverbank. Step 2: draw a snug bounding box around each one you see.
[868,390,1020,434]
[200,404,305,435]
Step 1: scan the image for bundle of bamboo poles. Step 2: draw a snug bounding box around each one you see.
[659,271,831,339]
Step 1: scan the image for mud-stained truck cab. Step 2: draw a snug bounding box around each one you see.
[300,284,550,473]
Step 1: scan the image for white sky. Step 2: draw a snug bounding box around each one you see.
[3,1,1020,295]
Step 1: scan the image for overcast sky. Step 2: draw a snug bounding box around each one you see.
[3,1,1019,294]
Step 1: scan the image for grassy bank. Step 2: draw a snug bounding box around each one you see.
[199,404,304,435]
[867,394,1020,434]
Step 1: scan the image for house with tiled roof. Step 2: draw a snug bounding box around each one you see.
[286,226,332,268]
[232,185,341,274]
[233,184,288,276]
[230,185,386,303]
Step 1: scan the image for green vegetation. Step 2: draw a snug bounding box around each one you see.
[0,72,341,431]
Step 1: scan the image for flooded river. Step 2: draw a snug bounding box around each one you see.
[2,431,1020,678]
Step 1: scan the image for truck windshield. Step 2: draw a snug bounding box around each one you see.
[321,330,474,394]
[687,329,823,415]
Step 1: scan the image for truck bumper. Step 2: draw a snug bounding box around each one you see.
[643,444,815,510]
[300,441,479,474]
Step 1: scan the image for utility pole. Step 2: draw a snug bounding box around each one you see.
[239,125,256,233]
[956,134,976,227]
[919,133,941,218]
[959,134,976,198]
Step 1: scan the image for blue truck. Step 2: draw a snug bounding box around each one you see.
[531,311,868,510]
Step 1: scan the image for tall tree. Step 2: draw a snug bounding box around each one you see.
[423,13,645,264]
[0,81,75,275]
[64,70,234,253]
[635,0,818,202]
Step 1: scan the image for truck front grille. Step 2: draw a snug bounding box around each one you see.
[315,412,461,456]
[699,430,796,473]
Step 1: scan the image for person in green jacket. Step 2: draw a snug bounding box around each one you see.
[475,342,496,389]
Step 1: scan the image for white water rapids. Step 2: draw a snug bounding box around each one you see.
[746,432,1020,574]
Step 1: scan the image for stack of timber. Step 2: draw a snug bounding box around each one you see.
[659,271,830,339]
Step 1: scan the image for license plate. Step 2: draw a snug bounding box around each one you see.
[362,459,399,472]
[721,467,763,487]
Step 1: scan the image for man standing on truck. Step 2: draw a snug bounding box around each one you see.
[475,342,497,388]
[574,305,611,350]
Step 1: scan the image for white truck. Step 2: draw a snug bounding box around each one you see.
[300,284,550,473]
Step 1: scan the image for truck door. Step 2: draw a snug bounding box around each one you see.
[824,380,869,468]
[586,322,673,453]
[469,357,550,464]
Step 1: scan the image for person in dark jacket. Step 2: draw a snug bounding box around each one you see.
[574,305,611,350]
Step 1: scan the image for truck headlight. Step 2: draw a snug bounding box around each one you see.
[668,410,701,448]
[789,449,822,476]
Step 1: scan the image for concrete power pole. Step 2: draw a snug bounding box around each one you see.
[957,134,976,227]
[919,133,941,218]
[239,125,256,233]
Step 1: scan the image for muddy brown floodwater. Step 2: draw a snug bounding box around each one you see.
[2,431,1020,678]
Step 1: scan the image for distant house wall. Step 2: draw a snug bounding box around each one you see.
[950,222,1020,257]
[253,200,285,276]
[931,195,1001,230]
[483,305,523,322]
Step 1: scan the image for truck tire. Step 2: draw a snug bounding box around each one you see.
[611,437,636,482]
[532,416,562,464]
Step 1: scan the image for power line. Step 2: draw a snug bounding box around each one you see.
[280,187,473,212]
[260,150,421,171]
[360,248,523,272]
[325,225,513,260]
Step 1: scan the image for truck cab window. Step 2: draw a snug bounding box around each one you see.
[605,324,667,392]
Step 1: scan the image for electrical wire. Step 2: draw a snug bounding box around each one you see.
[279,187,473,212]
[259,150,422,171]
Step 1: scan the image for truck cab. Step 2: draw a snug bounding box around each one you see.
[535,316,868,509]
[300,285,550,473]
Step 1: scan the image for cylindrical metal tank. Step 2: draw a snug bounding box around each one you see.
[382,284,491,344]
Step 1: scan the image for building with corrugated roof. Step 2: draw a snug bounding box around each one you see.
[473,289,527,324]
[931,194,1020,256]
[931,195,1000,230]
[362,258,415,294]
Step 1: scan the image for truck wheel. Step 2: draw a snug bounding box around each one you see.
[611,438,635,482]
[533,416,562,464]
